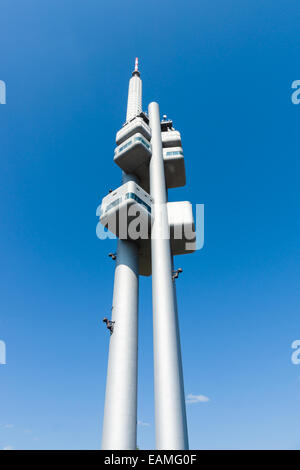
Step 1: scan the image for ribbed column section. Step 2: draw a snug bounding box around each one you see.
[126,74,142,122]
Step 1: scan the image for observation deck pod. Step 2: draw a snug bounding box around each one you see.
[98,190,196,276]
[116,115,151,146]
[161,130,182,148]
[163,147,186,189]
[98,181,153,276]
[114,133,152,179]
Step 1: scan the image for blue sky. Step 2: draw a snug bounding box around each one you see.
[0,0,300,450]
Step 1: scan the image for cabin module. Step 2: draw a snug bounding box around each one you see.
[161,129,182,148]
[139,201,196,275]
[114,114,152,179]
[116,114,151,146]
[98,114,196,275]
[98,183,196,276]
[163,147,186,189]
[161,118,186,189]
[99,181,153,242]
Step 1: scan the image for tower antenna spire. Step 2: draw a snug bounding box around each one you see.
[132,57,140,77]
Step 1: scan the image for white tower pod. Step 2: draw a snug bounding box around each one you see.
[114,133,152,177]
[161,129,182,148]
[116,116,151,146]
[99,181,153,241]
[167,201,196,254]
[163,147,186,189]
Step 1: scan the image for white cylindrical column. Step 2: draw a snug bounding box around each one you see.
[101,236,139,449]
[126,73,142,122]
[101,172,139,450]
[148,102,189,450]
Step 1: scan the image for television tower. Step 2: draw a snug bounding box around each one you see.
[99,59,196,450]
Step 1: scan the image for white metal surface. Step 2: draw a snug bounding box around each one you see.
[149,102,189,450]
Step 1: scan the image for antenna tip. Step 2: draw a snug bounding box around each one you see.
[135,57,139,71]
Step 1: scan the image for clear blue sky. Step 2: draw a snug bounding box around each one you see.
[0,0,299,450]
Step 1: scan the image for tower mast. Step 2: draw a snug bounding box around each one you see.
[99,59,193,450]
[149,102,189,449]
[101,60,141,450]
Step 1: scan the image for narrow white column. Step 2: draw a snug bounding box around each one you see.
[149,102,189,450]
[101,235,139,450]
